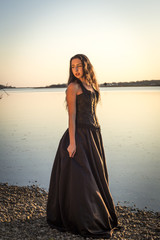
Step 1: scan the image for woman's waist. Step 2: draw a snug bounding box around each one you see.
[76,121,100,130]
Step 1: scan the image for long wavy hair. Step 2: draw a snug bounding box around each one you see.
[65,54,100,109]
[67,54,99,93]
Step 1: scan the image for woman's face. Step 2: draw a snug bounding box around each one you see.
[71,58,84,80]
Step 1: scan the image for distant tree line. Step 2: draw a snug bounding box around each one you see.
[100,80,160,87]
[46,80,160,88]
[45,83,67,88]
[0,80,160,89]
[0,84,15,89]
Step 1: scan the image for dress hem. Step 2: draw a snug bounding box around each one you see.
[47,219,121,239]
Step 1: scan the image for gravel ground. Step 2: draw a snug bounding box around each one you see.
[0,183,159,240]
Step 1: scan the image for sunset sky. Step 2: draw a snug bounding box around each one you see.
[0,0,160,87]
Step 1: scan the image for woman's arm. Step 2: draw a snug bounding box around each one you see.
[66,82,78,158]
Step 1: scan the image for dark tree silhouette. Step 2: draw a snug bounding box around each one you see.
[0,84,9,99]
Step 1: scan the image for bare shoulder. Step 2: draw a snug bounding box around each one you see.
[67,82,79,95]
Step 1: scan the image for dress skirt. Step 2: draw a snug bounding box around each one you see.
[47,127,118,239]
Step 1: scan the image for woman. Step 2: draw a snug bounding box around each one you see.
[47,54,119,238]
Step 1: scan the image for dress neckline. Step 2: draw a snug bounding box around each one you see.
[77,79,95,94]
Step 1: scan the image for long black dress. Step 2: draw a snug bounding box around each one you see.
[47,79,118,238]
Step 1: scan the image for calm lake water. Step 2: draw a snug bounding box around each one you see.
[0,87,160,212]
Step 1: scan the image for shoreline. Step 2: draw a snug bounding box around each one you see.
[0,183,159,239]
[2,85,160,90]
[1,79,160,89]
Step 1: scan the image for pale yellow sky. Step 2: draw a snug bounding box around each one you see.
[0,0,160,87]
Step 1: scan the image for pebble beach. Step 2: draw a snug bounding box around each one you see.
[0,183,159,240]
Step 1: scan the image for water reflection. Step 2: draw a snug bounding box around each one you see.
[0,87,160,211]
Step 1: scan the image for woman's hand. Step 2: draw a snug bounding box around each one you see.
[67,143,76,158]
